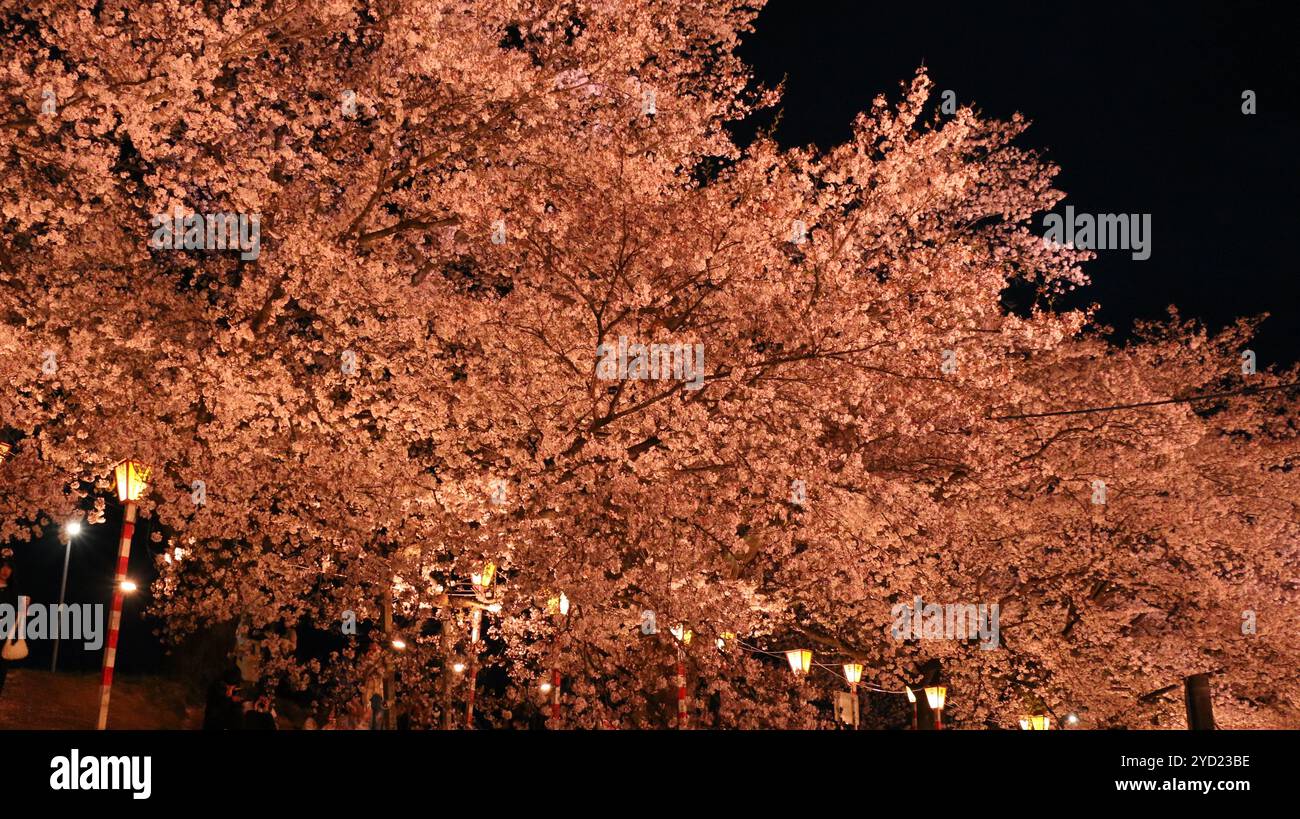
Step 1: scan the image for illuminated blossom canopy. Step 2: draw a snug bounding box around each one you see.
[1,0,1296,728]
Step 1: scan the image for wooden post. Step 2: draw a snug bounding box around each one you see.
[1184,673,1215,730]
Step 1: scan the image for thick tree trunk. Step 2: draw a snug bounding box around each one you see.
[1184,673,1215,730]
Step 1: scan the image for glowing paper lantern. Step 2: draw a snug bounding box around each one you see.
[113,460,152,503]
[925,685,947,711]
[843,663,864,685]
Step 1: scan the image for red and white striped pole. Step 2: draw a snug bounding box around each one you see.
[547,593,567,728]
[675,652,688,729]
[96,499,136,730]
[550,667,561,724]
[465,610,481,729]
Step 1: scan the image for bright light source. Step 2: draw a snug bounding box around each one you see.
[539,682,553,694]
[546,592,570,617]
[452,662,465,674]
[120,580,138,593]
[905,686,916,704]
[1019,715,1051,730]
[785,648,812,676]
[924,686,947,711]
[65,521,83,537]
[391,638,407,651]
[113,460,152,503]
[486,603,502,613]
[1066,713,1080,726]
[843,662,864,685]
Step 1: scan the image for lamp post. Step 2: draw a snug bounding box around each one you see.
[906,686,918,730]
[785,649,813,725]
[671,623,693,729]
[546,592,569,727]
[51,520,83,672]
[465,560,495,729]
[924,685,948,730]
[97,459,150,730]
[842,662,864,730]
[465,608,482,729]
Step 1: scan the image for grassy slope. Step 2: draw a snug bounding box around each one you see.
[0,669,199,730]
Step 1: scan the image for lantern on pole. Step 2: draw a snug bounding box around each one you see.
[785,649,813,676]
[472,560,497,599]
[544,591,569,726]
[906,686,918,730]
[924,685,948,730]
[843,662,864,685]
[1019,714,1052,730]
[839,663,864,729]
[546,592,570,618]
[98,459,152,730]
[0,442,12,463]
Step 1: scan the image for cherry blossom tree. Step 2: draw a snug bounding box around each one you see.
[2,0,1295,728]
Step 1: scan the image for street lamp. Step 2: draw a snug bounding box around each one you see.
[545,591,569,726]
[1019,715,1052,730]
[785,649,813,676]
[98,459,151,730]
[843,662,863,685]
[670,624,694,729]
[473,560,497,588]
[546,592,570,617]
[925,685,948,730]
[51,519,85,672]
[842,663,864,729]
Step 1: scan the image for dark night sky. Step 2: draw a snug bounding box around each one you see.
[10,0,1298,678]
[740,0,1299,365]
